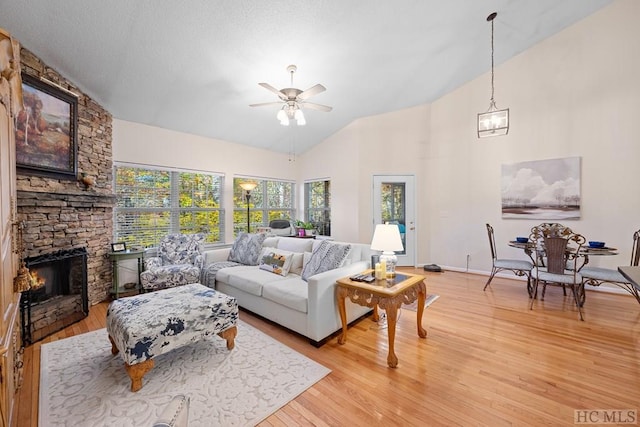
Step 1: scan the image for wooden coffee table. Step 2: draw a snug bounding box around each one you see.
[336,270,427,368]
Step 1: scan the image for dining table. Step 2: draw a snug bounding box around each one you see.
[508,239,619,269]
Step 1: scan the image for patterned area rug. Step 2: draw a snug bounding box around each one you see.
[39,320,330,426]
[402,294,440,311]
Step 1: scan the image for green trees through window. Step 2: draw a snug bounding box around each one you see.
[233,178,295,235]
[114,166,224,248]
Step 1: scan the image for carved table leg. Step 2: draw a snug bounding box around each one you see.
[108,335,119,355]
[337,287,348,345]
[125,359,155,392]
[218,326,237,350]
[386,304,400,368]
[416,282,427,338]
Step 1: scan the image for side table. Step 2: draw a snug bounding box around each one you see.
[336,270,427,368]
[109,250,144,299]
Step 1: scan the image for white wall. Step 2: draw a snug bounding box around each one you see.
[112,0,639,276]
[298,0,640,273]
[427,0,640,273]
[113,119,298,243]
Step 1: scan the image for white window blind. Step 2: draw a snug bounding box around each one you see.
[233,177,295,235]
[114,165,224,248]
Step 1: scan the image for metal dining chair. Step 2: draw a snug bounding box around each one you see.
[580,229,640,304]
[530,225,586,320]
[484,224,533,295]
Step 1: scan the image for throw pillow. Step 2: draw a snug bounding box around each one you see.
[228,233,266,265]
[258,248,295,276]
[301,241,352,282]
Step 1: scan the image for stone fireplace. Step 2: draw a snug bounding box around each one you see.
[21,248,89,344]
[15,46,115,336]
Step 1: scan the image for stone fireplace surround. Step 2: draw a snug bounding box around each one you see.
[16,48,115,314]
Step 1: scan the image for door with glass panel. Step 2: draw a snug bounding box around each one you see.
[372,175,416,267]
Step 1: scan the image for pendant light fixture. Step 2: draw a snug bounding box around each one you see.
[478,12,509,138]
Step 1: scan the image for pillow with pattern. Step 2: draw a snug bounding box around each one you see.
[228,233,266,265]
[258,248,295,276]
[301,241,352,282]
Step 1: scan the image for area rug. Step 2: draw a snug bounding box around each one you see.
[402,294,440,311]
[39,320,330,427]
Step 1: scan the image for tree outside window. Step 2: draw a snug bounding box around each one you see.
[304,180,331,236]
[114,165,224,248]
[233,177,295,235]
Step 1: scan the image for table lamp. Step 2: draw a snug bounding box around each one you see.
[371,223,404,278]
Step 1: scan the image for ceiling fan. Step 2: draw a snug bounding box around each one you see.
[250,64,332,126]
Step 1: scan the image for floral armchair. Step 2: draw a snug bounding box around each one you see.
[140,233,205,292]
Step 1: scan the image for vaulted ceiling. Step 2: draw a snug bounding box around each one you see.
[0,0,612,154]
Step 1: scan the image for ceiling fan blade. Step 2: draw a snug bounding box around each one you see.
[258,83,287,101]
[301,102,332,112]
[249,101,284,108]
[297,84,326,100]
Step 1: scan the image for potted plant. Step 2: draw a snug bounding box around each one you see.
[295,220,315,237]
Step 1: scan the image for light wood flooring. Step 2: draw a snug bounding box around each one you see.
[14,268,640,426]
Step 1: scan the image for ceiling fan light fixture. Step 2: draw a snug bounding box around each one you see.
[478,12,509,138]
[276,108,287,122]
[294,108,306,126]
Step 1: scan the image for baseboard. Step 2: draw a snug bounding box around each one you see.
[416,265,631,296]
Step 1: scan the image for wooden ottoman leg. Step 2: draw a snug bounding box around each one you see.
[125,359,155,392]
[108,335,119,355]
[218,326,237,350]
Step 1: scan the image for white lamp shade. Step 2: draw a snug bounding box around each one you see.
[239,181,257,192]
[370,224,404,252]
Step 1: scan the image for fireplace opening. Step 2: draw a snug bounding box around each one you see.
[21,247,89,345]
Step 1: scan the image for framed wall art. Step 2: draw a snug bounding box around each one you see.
[501,156,581,220]
[15,73,78,179]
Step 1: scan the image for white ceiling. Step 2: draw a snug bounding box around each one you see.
[0,0,612,154]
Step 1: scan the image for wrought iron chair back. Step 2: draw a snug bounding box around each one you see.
[483,224,533,295]
[529,224,586,320]
[631,229,640,267]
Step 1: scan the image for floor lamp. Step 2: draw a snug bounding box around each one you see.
[239,181,257,233]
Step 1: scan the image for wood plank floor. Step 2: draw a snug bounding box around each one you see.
[14,268,640,426]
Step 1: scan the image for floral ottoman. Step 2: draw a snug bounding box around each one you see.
[106,283,238,392]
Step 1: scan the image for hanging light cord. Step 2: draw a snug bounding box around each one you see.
[488,12,497,110]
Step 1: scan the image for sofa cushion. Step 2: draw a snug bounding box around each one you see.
[277,237,314,253]
[289,252,305,275]
[258,248,295,276]
[301,241,352,281]
[261,277,308,313]
[228,233,266,265]
[216,265,290,296]
[203,261,243,287]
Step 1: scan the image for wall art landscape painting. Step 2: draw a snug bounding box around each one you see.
[15,74,77,179]
[501,157,581,220]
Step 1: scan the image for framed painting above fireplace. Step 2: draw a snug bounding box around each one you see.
[15,73,78,179]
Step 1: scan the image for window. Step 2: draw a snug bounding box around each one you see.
[114,165,224,248]
[304,180,331,236]
[233,177,295,235]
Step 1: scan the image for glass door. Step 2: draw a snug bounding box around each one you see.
[372,175,416,267]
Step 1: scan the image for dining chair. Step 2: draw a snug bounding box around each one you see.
[483,224,533,295]
[580,229,640,304]
[529,225,586,320]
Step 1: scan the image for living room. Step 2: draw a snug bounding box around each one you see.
[2,0,640,426]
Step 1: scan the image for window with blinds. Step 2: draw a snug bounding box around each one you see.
[233,177,295,235]
[304,180,331,236]
[114,165,224,248]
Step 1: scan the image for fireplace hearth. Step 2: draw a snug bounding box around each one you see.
[21,247,89,345]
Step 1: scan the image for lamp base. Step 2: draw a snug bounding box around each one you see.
[379,251,398,278]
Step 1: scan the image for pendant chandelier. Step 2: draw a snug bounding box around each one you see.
[477,12,509,138]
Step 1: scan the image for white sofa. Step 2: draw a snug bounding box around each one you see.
[202,236,374,346]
